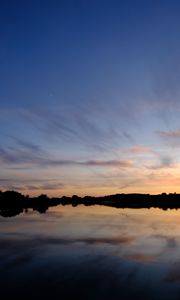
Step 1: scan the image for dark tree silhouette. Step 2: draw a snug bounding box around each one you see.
[0,190,180,217]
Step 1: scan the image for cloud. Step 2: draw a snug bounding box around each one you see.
[123,131,135,143]
[157,129,180,146]
[153,234,177,249]
[121,144,152,154]
[19,106,123,153]
[18,103,139,155]
[38,236,135,246]
[0,147,21,164]
[26,183,64,191]
[126,253,157,264]
[165,263,180,283]
[119,179,144,190]
[146,155,175,170]
[0,178,65,192]
[0,137,46,165]
[38,158,133,169]
[157,129,180,139]
[38,158,134,169]
[14,138,42,153]
[81,159,133,167]
[0,235,135,251]
[0,146,133,169]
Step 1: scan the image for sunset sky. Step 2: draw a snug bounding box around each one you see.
[1,0,180,196]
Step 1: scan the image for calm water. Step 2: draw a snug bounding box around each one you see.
[1,205,180,299]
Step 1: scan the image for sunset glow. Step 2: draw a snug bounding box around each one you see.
[1,1,180,196]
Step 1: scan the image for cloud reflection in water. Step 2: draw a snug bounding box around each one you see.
[1,205,180,300]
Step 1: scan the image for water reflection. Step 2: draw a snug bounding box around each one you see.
[1,205,180,299]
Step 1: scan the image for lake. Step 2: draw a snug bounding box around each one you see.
[1,205,180,300]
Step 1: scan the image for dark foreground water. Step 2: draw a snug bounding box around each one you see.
[1,205,180,300]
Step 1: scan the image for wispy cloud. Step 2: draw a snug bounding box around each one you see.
[26,183,64,191]
[0,145,133,169]
[157,129,180,146]
[32,235,135,246]
[19,106,123,152]
[0,145,44,165]
[126,253,157,264]
[147,155,174,170]
[0,178,65,192]
[13,138,42,153]
[80,159,133,167]
[17,103,140,154]
[120,144,152,154]
[153,234,177,249]
[157,129,180,139]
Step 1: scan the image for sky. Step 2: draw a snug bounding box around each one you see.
[1,0,180,196]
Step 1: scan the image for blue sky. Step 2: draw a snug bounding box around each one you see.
[1,0,180,195]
